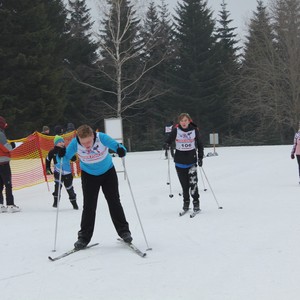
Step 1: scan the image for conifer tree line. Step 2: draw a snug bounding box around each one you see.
[1,0,300,150]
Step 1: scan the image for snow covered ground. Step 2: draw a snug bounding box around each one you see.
[1,145,300,300]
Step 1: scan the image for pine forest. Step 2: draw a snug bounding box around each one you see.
[1,0,300,150]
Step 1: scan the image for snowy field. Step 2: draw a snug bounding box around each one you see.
[1,145,300,300]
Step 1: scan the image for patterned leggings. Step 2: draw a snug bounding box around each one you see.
[176,164,200,209]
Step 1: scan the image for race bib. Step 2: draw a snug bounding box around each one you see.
[175,128,196,151]
[165,125,173,133]
[77,137,108,164]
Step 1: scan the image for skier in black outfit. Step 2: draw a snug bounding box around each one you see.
[165,113,204,212]
[45,135,78,209]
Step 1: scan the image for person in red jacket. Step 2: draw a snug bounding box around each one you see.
[165,113,204,213]
[0,116,20,213]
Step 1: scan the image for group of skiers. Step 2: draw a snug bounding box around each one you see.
[3,112,300,251]
[0,117,131,248]
[1,112,204,250]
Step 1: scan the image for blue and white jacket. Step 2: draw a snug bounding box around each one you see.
[65,132,126,176]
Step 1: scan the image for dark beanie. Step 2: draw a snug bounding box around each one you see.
[54,125,63,135]
[0,116,7,130]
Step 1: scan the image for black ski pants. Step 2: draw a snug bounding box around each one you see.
[176,164,200,210]
[0,163,14,206]
[165,144,174,158]
[296,155,300,177]
[53,171,76,201]
[78,167,130,243]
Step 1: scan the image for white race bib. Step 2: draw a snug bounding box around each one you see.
[175,128,196,151]
[77,136,108,164]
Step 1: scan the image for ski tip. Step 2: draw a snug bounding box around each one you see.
[48,256,55,261]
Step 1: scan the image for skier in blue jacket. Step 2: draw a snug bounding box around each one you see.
[57,124,132,249]
[45,135,78,209]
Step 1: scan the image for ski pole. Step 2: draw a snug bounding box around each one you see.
[167,149,173,198]
[199,167,207,191]
[122,158,152,251]
[166,149,170,185]
[200,166,223,209]
[52,157,64,252]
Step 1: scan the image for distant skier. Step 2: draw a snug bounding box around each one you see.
[46,135,78,209]
[165,113,204,213]
[291,126,300,183]
[164,121,174,159]
[0,116,20,213]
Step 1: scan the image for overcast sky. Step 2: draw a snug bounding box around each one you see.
[86,0,261,43]
[160,0,260,41]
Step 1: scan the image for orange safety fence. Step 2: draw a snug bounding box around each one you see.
[8,131,80,191]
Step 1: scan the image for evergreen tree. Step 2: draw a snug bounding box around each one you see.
[235,0,278,144]
[272,0,300,139]
[172,0,219,138]
[0,0,69,138]
[156,0,177,116]
[66,0,97,66]
[133,0,176,150]
[64,0,98,125]
[215,0,241,141]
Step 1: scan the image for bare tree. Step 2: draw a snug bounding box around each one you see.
[67,0,168,120]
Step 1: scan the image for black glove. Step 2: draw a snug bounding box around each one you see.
[116,146,126,157]
[291,154,295,159]
[198,158,203,167]
[164,143,170,150]
[46,168,53,175]
[10,142,16,149]
[57,147,66,158]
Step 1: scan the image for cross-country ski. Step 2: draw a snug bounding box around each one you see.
[179,209,189,216]
[48,243,99,261]
[190,210,201,218]
[117,238,147,258]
